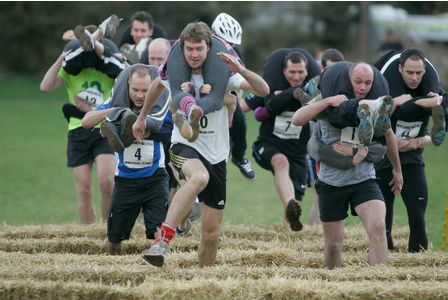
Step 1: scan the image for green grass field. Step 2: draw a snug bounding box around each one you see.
[1,75,447,250]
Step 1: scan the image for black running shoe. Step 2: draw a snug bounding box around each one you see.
[120,110,137,148]
[232,157,256,180]
[285,199,303,231]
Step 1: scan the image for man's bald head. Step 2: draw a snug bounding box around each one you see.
[349,62,374,99]
[147,38,171,66]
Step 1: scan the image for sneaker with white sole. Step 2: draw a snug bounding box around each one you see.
[142,240,170,267]
[98,14,121,37]
[232,157,256,180]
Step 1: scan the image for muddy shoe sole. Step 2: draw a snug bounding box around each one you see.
[142,253,165,267]
[100,121,124,152]
[285,199,303,232]
[188,108,202,142]
[120,43,139,65]
[174,111,193,140]
[293,87,312,106]
[120,112,137,148]
[373,96,393,137]
[74,25,94,51]
[357,104,373,145]
[102,14,121,37]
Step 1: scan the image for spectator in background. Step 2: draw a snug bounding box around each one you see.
[377,29,403,58]
[119,11,167,64]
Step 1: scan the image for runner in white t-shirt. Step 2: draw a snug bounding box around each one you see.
[132,21,269,268]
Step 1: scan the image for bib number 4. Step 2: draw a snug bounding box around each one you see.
[123,141,155,168]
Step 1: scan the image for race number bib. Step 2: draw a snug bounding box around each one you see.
[273,111,302,139]
[198,111,217,135]
[77,87,104,108]
[123,140,154,169]
[340,127,361,146]
[395,120,422,139]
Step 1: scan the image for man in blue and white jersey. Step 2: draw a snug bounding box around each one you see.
[82,64,170,255]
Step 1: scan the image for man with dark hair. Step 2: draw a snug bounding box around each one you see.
[373,48,446,252]
[321,48,345,70]
[119,11,167,64]
[132,21,269,267]
[252,48,321,232]
[293,48,345,108]
[82,64,170,255]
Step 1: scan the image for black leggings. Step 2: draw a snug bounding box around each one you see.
[229,101,248,160]
[376,165,428,252]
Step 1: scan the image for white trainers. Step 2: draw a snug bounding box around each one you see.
[142,240,170,267]
[98,14,121,37]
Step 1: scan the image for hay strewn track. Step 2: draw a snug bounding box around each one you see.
[0,223,447,299]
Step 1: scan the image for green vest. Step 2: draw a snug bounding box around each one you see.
[58,67,114,130]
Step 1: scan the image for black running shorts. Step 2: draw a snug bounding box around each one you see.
[316,179,384,222]
[169,143,227,210]
[67,127,113,167]
[252,140,307,201]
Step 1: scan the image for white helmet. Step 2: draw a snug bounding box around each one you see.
[211,13,242,45]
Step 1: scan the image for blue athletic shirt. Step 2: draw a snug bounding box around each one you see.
[96,101,165,178]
